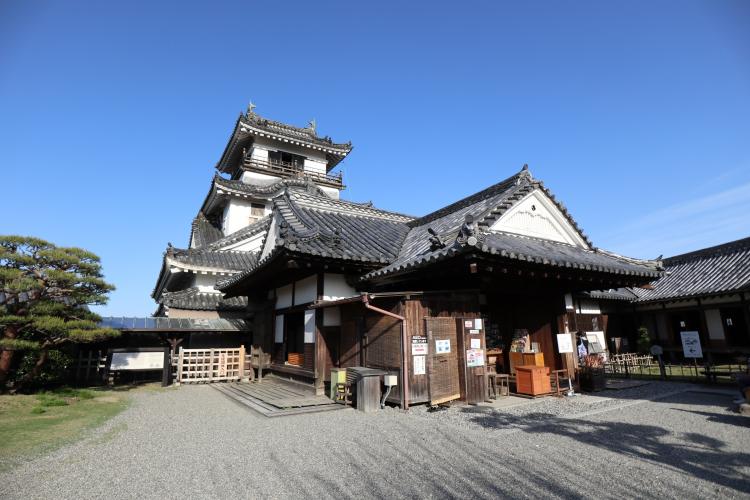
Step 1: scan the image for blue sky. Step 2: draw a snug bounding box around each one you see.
[1,1,749,316]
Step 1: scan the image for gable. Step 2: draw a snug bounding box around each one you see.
[489,189,589,248]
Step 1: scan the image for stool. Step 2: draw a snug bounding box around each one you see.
[495,374,510,397]
[334,382,352,406]
[486,366,498,400]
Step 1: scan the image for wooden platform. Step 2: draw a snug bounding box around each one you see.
[212,377,346,418]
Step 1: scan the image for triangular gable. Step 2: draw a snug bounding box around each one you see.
[489,189,589,248]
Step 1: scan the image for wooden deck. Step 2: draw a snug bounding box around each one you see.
[212,377,346,418]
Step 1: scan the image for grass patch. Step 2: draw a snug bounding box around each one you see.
[0,387,130,471]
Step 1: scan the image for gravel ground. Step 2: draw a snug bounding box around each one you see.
[1,382,748,499]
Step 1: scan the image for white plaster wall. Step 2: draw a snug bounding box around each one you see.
[304,158,326,174]
[319,185,340,199]
[276,284,293,309]
[704,309,726,340]
[323,273,357,301]
[490,190,588,248]
[222,199,259,236]
[295,275,318,305]
[223,231,266,252]
[323,306,341,327]
[240,170,282,186]
[260,216,278,262]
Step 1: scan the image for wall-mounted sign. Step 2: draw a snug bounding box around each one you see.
[435,339,451,354]
[466,349,485,368]
[474,318,483,329]
[412,336,428,355]
[469,329,479,334]
[464,320,474,328]
[110,352,163,371]
[413,355,426,375]
[680,331,703,358]
[556,334,574,354]
[470,338,481,349]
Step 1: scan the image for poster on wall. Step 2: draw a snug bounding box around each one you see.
[470,338,481,349]
[556,333,574,353]
[680,331,703,358]
[412,336,428,355]
[413,355,426,375]
[466,349,485,368]
[435,339,451,354]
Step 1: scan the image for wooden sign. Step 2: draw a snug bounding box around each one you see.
[110,351,163,371]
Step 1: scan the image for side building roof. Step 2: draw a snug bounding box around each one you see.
[634,236,750,303]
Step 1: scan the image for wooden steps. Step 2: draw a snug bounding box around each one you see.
[213,380,347,418]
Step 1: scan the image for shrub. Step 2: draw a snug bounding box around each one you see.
[11,350,73,391]
[637,327,651,353]
[30,406,46,414]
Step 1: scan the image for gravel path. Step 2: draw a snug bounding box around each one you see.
[1,382,748,499]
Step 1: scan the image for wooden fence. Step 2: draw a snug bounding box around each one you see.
[75,350,107,383]
[174,346,272,385]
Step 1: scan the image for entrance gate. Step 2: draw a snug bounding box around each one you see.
[425,317,461,405]
[175,347,244,384]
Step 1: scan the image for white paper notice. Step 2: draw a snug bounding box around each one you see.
[556,333,574,353]
[474,318,483,329]
[470,338,481,349]
[435,339,451,354]
[680,331,703,358]
[413,355,426,375]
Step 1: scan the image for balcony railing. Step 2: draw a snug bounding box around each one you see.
[241,157,344,189]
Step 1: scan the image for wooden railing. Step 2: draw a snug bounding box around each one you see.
[242,157,344,188]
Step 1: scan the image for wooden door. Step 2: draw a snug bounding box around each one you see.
[425,317,460,405]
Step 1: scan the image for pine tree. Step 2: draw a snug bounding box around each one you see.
[0,236,119,391]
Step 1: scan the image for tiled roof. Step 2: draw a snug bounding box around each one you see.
[581,288,640,301]
[216,109,353,173]
[207,216,272,250]
[160,287,248,311]
[634,236,750,302]
[166,247,257,272]
[190,212,223,248]
[362,232,661,281]
[217,191,412,290]
[100,316,248,332]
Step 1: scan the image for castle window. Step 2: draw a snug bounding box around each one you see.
[249,202,265,223]
[268,150,306,167]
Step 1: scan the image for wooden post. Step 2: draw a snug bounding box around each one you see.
[161,347,170,387]
[176,346,184,386]
[208,349,214,382]
[239,345,246,382]
[257,346,263,383]
[76,350,83,382]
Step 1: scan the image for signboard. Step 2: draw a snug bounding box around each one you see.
[469,329,479,334]
[464,320,473,328]
[680,331,703,358]
[474,318,483,329]
[466,349,485,368]
[556,333,574,354]
[110,351,164,371]
[413,355,426,375]
[435,339,451,354]
[411,336,428,355]
[470,338,481,349]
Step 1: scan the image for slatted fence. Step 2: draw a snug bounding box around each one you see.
[175,347,244,384]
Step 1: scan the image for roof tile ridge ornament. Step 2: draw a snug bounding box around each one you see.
[455,214,486,247]
[427,227,446,251]
[516,164,532,185]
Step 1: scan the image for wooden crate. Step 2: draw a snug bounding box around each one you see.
[515,365,551,396]
[287,353,304,366]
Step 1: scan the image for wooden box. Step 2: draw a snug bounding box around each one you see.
[509,352,545,373]
[515,365,551,396]
[287,353,304,366]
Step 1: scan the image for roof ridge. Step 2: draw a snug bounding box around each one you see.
[664,235,750,265]
[291,191,415,222]
[408,168,526,228]
[207,215,272,249]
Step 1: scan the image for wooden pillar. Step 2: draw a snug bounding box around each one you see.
[161,347,170,387]
[239,344,246,382]
[176,346,184,386]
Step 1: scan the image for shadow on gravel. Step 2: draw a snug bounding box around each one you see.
[464,404,750,495]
